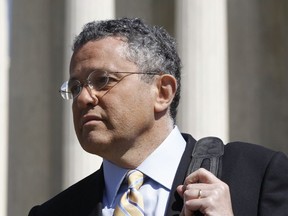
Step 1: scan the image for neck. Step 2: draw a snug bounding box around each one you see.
[109,118,174,169]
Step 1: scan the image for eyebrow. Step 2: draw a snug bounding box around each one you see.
[69,68,126,82]
[69,68,103,81]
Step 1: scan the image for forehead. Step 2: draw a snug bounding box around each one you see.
[69,37,137,77]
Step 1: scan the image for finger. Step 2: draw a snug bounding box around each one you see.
[178,180,214,200]
[183,188,204,200]
[184,197,205,213]
[182,196,207,215]
[177,185,185,198]
[176,184,201,198]
[184,168,221,185]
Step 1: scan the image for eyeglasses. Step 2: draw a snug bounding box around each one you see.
[59,70,160,100]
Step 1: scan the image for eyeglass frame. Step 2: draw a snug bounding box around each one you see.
[59,70,161,100]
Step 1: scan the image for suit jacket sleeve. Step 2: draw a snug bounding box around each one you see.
[258,151,288,215]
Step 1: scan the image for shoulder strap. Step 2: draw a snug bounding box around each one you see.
[187,137,224,178]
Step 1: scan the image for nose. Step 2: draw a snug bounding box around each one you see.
[75,85,99,107]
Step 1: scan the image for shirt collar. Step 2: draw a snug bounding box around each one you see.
[103,160,127,206]
[103,126,186,205]
[138,126,186,189]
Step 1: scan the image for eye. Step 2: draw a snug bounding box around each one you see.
[104,75,119,86]
[68,80,82,97]
[89,71,111,90]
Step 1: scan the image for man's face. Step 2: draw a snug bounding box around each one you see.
[70,37,157,161]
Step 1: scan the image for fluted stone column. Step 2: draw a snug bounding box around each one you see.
[176,0,229,142]
[228,0,288,154]
[63,0,115,188]
[8,1,66,215]
[0,1,9,215]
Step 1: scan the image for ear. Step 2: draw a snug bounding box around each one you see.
[154,74,177,113]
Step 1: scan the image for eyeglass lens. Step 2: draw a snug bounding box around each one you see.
[60,70,110,100]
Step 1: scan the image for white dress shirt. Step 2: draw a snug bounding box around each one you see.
[102,126,186,216]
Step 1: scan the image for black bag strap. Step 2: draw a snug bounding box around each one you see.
[184,137,224,216]
[187,137,224,178]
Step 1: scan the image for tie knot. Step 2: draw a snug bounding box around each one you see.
[126,170,144,190]
[114,170,145,215]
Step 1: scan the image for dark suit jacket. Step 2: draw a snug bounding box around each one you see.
[29,134,288,216]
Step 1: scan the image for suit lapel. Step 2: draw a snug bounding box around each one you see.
[88,203,103,216]
[165,133,196,216]
[88,166,104,216]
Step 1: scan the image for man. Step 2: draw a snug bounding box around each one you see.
[29,17,288,216]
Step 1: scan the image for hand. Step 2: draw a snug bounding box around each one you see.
[176,168,234,216]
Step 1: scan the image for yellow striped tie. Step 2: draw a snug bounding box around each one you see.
[114,170,145,216]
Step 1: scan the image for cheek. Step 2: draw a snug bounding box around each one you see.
[72,103,81,133]
[111,91,154,125]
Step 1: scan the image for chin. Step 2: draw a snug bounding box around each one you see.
[80,137,109,156]
[80,143,101,155]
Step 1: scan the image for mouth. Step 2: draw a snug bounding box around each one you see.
[81,114,103,127]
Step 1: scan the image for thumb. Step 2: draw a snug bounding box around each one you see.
[177,185,185,198]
